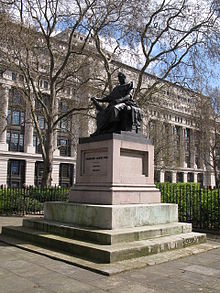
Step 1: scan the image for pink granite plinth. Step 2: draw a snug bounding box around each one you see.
[70,184,160,205]
[69,132,161,205]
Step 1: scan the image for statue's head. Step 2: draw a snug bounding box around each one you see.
[118,72,126,85]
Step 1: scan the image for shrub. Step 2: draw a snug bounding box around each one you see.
[0,186,69,215]
[157,183,220,231]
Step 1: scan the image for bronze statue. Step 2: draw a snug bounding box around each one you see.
[91,72,142,136]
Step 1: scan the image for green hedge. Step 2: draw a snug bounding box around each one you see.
[0,189,25,215]
[0,187,69,215]
[157,183,220,231]
[27,187,69,202]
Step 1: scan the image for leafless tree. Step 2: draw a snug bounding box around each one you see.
[0,0,105,186]
[195,88,220,187]
[88,0,219,103]
[75,0,220,180]
[0,0,219,186]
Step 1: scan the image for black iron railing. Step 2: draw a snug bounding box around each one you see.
[1,183,220,234]
[0,186,69,216]
[158,183,220,233]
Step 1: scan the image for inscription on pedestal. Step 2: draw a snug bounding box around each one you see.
[82,149,108,176]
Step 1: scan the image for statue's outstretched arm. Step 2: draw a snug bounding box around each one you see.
[95,96,110,103]
[91,97,104,111]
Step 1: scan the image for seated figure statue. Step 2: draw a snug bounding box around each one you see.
[91,72,142,136]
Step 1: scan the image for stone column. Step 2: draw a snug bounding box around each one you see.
[51,162,59,186]
[203,171,210,187]
[0,157,8,186]
[172,171,177,183]
[160,170,165,183]
[53,99,60,156]
[210,173,216,188]
[78,88,89,137]
[155,121,163,166]
[70,113,79,158]
[183,172,188,183]
[80,113,89,137]
[0,85,10,151]
[190,129,196,168]
[24,102,35,154]
[179,127,186,168]
[194,173,198,183]
[25,160,35,186]
[168,124,174,164]
[53,132,60,156]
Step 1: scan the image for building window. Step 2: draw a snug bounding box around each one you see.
[44,80,49,89]
[35,95,50,111]
[59,118,71,131]
[9,88,23,105]
[58,138,71,156]
[8,109,25,126]
[8,89,25,126]
[165,171,172,183]
[187,172,194,182]
[35,161,44,186]
[37,115,46,129]
[7,88,25,152]
[59,164,74,187]
[195,156,201,169]
[154,170,160,183]
[7,160,25,187]
[12,72,16,81]
[148,119,156,140]
[19,74,24,82]
[7,131,24,152]
[177,172,183,183]
[185,155,191,168]
[198,173,204,186]
[39,80,49,89]
[58,100,71,131]
[33,135,42,154]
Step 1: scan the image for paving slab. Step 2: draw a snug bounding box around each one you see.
[1,216,220,292]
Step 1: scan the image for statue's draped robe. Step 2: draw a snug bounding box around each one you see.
[94,82,142,134]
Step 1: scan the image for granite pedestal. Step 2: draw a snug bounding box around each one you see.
[69,132,161,204]
[0,132,206,273]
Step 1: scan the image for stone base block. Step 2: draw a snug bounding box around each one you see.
[23,218,192,245]
[1,225,206,264]
[44,202,178,229]
[69,184,161,205]
[70,132,161,205]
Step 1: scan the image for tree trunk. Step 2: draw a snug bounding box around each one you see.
[214,166,219,188]
[41,126,54,187]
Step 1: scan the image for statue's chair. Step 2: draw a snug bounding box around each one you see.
[119,106,142,133]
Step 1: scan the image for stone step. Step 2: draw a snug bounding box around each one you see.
[22,218,192,245]
[1,225,206,263]
[0,233,217,276]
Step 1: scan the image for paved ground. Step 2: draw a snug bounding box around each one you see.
[1,217,220,292]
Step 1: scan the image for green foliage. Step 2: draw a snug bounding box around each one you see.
[157,183,220,231]
[27,187,69,202]
[0,189,25,215]
[25,198,44,214]
[0,187,69,215]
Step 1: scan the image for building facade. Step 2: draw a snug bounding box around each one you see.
[0,56,219,188]
[0,72,85,187]
[148,91,216,187]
